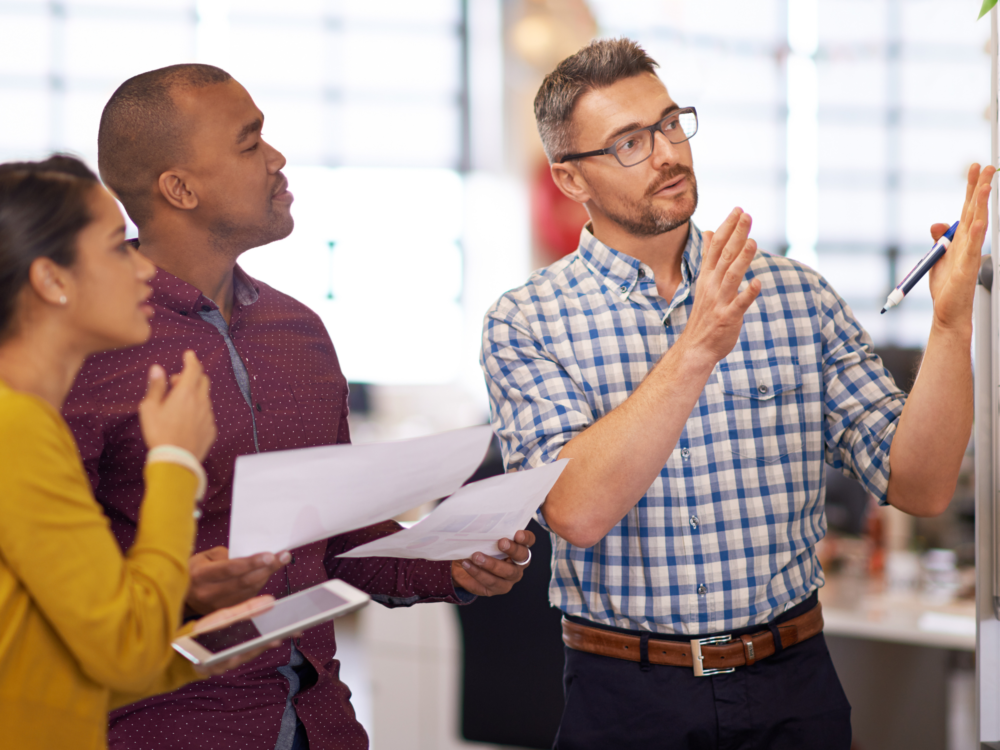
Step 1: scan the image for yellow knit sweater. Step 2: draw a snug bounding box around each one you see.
[0,379,202,749]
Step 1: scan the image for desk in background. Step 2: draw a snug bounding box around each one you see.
[820,573,975,750]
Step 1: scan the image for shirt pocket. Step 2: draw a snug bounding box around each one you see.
[717,356,803,464]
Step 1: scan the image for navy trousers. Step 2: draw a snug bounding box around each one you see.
[553,601,851,750]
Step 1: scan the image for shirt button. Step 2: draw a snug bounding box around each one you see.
[202,305,211,312]
[256,403,262,412]
[697,584,708,596]
[638,269,645,278]
[757,382,769,394]
[619,284,628,293]
[689,515,699,529]
[680,447,691,460]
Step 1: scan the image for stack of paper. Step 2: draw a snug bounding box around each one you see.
[228,425,567,561]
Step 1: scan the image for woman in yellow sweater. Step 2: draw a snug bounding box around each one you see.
[0,156,275,748]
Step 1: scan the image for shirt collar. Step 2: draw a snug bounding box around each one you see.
[233,265,261,306]
[149,263,260,315]
[576,222,704,300]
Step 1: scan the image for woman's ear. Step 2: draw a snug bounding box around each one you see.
[158,170,199,211]
[27,256,71,307]
[550,163,592,206]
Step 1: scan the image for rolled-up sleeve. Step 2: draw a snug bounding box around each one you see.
[818,278,907,504]
[481,294,596,529]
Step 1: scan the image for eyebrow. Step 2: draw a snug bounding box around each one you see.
[603,104,682,145]
[236,116,264,144]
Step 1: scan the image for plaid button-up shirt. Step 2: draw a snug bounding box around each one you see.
[481,224,906,635]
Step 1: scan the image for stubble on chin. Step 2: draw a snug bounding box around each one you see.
[600,168,699,238]
[207,204,295,256]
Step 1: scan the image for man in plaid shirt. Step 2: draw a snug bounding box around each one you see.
[480,38,992,750]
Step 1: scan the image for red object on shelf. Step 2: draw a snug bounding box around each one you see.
[530,160,590,264]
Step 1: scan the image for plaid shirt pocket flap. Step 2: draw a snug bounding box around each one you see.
[718,356,804,464]
[718,356,801,401]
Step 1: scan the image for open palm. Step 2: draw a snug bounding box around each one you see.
[926,163,994,329]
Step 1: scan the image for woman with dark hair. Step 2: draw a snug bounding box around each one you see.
[0,155,275,748]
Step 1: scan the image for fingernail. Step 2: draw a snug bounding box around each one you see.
[461,560,471,570]
[279,552,291,564]
[499,539,510,551]
[261,553,274,565]
[474,553,486,564]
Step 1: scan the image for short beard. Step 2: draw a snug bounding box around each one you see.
[208,206,294,257]
[595,164,699,237]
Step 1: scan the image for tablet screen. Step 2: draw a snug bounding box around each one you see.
[191,620,262,653]
[192,587,350,653]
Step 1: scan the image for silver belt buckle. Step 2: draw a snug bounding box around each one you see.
[691,634,735,677]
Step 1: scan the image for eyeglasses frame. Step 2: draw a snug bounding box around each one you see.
[557,106,699,168]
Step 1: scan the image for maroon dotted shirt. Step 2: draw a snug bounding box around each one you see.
[64,265,464,750]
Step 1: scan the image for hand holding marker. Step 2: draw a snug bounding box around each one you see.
[881,221,959,313]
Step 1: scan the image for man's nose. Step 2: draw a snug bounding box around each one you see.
[649,130,682,169]
[262,138,287,172]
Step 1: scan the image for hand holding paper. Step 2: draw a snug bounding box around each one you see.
[229,426,495,558]
[450,527,535,598]
[336,460,568,561]
[228,426,566,569]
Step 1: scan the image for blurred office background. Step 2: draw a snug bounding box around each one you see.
[0,1,990,748]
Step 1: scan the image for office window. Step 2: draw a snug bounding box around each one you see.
[587,0,789,256]
[588,0,990,347]
[213,1,468,384]
[0,0,470,384]
[0,1,197,165]
[816,0,989,345]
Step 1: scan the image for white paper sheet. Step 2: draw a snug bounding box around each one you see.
[336,459,568,561]
[228,425,494,558]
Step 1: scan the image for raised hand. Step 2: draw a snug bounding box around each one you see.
[139,349,217,461]
[679,208,762,368]
[185,546,291,615]
[926,163,994,332]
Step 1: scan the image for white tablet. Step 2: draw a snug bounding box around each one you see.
[172,579,370,667]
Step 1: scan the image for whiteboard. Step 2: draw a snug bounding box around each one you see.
[977,8,1000,745]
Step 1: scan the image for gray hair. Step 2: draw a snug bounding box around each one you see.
[534,38,660,163]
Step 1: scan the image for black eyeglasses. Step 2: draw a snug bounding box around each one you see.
[559,107,698,168]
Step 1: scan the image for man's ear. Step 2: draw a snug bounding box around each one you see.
[158,171,199,211]
[550,163,592,205]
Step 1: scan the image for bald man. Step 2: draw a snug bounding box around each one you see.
[64,64,534,750]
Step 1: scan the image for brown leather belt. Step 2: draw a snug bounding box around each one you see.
[562,603,824,676]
